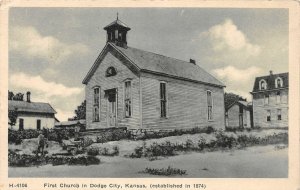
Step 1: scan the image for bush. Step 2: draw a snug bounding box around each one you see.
[129,141,176,159]
[142,166,186,176]
[8,129,39,144]
[8,150,100,167]
[134,126,215,140]
[82,137,94,147]
[87,147,100,156]
[8,129,76,144]
[112,146,119,156]
[198,137,206,151]
[214,130,237,149]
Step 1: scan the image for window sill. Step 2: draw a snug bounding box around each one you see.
[92,121,100,123]
[208,120,214,122]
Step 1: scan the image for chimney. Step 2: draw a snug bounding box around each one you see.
[26,91,31,103]
[269,70,273,75]
[189,59,196,64]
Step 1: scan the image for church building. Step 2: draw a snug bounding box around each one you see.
[82,18,225,130]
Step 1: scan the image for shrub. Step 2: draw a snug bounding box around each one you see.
[198,137,206,151]
[82,137,94,147]
[214,130,237,149]
[142,166,186,176]
[130,146,144,158]
[134,126,216,140]
[113,146,119,156]
[87,147,100,156]
[8,150,100,167]
[8,129,39,144]
[8,129,76,144]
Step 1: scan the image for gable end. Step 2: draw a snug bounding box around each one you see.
[82,43,141,84]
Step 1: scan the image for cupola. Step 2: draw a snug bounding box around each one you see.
[104,14,131,48]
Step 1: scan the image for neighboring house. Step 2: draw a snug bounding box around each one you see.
[225,100,253,128]
[250,71,288,128]
[82,18,225,130]
[55,119,86,130]
[8,92,57,130]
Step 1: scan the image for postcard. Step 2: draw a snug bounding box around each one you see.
[0,1,299,190]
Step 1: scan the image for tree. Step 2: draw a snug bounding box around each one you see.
[69,100,86,120]
[8,91,14,100]
[224,92,246,110]
[13,93,24,101]
[8,109,18,127]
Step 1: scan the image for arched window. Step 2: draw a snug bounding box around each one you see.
[106,67,117,77]
[275,77,283,88]
[259,79,267,90]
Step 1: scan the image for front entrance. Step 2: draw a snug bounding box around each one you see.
[105,88,117,127]
[239,105,244,128]
[239,114,243,128]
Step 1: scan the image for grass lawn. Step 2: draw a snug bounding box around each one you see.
[8,144,287,178]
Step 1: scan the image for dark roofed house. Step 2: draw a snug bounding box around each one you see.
[251,71,288,128]
[225,93,253,129]
[55,119,86,131]
[8,92,56,130]
[83,18,225,130]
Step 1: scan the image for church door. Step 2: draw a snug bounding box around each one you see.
[106,89,117,127]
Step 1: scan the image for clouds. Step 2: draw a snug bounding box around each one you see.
[9,72,83,120]
[213,66,262,83]
[194,18,268,99]
[10,72,82,98]
[10,26,89,64]
[203,19,261,57]
[212,66,263,100]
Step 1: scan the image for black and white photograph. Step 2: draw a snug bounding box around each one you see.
[1,2,299,186]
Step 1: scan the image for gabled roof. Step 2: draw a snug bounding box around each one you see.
[252,72,288,93]
[103,19,131,31]
[55,119,86,127]
[82,43,224,87]
[226,100,251,111]
[8,100,56,114]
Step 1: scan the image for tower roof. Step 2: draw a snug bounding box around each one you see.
[103,19,131,31]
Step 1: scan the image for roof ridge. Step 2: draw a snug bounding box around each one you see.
[126,45,197,66]
[9,100,51,104]
[255,72,289,79]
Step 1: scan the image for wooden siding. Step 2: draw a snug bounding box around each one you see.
[140,72,225,129]
[252,89,288,128]
[85,50,140,130]
[226,104,250,128]
[10,113,55,130]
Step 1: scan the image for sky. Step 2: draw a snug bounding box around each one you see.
[9,8,288,121]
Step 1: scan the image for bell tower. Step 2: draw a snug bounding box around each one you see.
[104,14,131,48]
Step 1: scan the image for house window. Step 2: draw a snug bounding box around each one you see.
[277,109,282,120]
[115,30,118,39]
[207,91,213,121]
[260,80,267,90]
[275,77,283,88]
[124,81,132,118]
[160,82,167,118]
[106,67,117,77]
[19,118,24,131]
[93,87,100,122]
[276,92,281,104]
[267,110,271,122]
[37,119,41,130]
[264,94,269,105]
